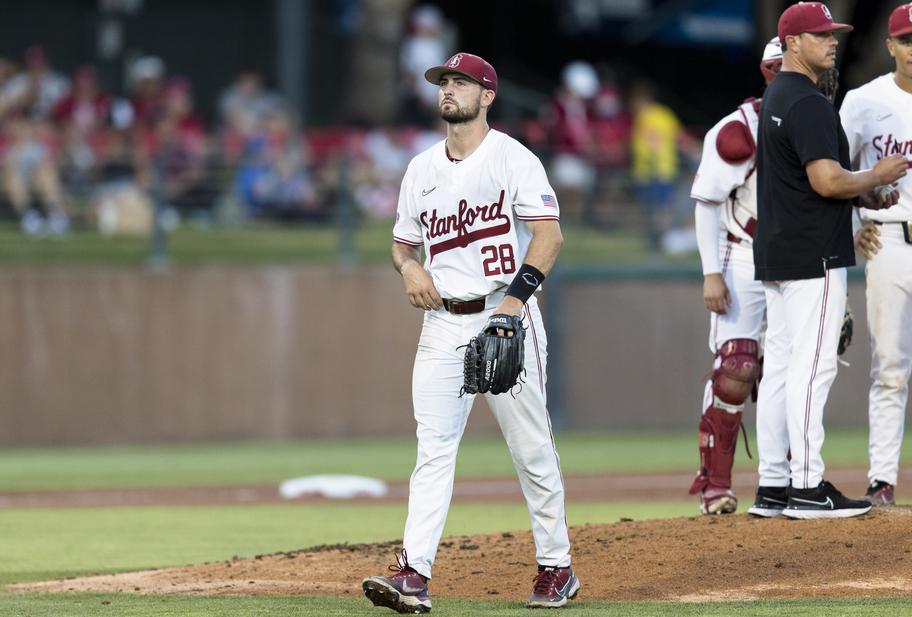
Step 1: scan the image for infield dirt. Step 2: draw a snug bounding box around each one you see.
[14,507,912,603]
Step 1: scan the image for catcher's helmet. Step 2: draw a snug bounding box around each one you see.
[760,36,783,85]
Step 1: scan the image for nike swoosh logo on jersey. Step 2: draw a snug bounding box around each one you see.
[771,115,782,127]
[791,496,834,509]
[876,113,893,121]
[421,187,437,196]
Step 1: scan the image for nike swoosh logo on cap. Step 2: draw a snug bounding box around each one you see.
[482,76,492,82]
[876,113,892,121]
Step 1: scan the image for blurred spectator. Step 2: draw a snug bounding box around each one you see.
[136,77,212,222]
[234,108,321,222]
[92,127,151,236]
[53,66,113,194]
[217,71,286,162]
[2,116,70,234]
[629,80,681,251]
[128,56,166,129]
[398,5,453,126]
[351,125,413,218]
[543,60,600,224]
[0,45,69,120]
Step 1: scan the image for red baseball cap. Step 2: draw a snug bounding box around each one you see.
[778,2,853,41]
[889,3,912,37]
[424,53,498,93]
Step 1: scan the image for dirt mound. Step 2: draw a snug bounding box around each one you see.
[13,507,912,602]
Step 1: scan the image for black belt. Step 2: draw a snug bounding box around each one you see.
[442,297,487,315]
[870,220,912,244]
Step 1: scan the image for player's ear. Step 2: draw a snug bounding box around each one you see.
[886,37,895,58]
[481,88,496,108]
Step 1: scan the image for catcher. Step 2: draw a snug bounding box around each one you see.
[363,52,578,614]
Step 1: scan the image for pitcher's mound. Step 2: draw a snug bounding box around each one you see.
[13,507,912,602]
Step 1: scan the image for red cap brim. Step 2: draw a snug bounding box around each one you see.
[806,22,854,34]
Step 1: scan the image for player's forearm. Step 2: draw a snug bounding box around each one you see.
[807,160,880,199]
[694,200,722,275]
[521,220,563,276]
[391,241,422,276]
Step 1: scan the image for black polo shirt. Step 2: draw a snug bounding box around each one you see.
[754,71,855,281]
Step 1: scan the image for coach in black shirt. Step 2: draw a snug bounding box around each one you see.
[749,2,907,521]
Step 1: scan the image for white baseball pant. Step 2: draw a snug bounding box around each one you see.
[756,267,848,490]
[402,292,571,579]
[865,224,912,487]
[702,242,766,408]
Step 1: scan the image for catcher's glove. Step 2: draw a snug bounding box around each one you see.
[461,314,525,395]
[838,304,854,356]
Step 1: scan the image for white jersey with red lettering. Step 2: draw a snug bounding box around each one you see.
[839,73,912,492]
[394,129,560,301]
[691,99,761,247]
[392,127,571,579]
[840,73,912,222]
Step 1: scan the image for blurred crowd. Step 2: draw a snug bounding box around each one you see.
[1,4,700,252]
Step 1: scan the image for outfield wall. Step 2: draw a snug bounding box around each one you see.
[0,267,877,446]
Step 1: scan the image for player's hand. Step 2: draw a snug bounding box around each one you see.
[872,154,908,186]
[400,260,443,311]
[491,296,523,336]
[703,273,731,315]
[853,223,881,260]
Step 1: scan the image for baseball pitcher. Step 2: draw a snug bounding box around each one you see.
[362,52,579,613]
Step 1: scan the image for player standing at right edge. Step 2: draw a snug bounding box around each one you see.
[839,3,912,506]
[687,38,783,515]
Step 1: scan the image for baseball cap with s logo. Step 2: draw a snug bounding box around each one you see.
[425,52,498,93]
[888,3,912,37]
[777,2,853,41]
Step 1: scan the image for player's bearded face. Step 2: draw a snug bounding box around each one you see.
[440,89,482,124]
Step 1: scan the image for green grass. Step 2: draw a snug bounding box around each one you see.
[0,430,905,615]
[0,221,683,267]
[2,595,911,617]
[0,501,695,585]
[0,427,883,492]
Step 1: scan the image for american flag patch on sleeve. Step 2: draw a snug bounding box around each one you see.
[541,194,556,207]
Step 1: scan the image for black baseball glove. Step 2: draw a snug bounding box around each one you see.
[838,304,854,356]
[461,314,525,395]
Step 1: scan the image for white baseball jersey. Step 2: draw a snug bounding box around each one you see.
[393,129,560,300]
[840,73,912,489]
[392,127,571,579]
[840,73,912,222]
[691,99,762,246]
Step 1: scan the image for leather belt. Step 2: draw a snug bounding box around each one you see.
[727,231,742,244]
[442,297,487,315]
[871,220,912,244]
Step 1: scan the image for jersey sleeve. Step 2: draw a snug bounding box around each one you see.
[392,162,423,247]
[789,95,841,165]
[690,121,753,204]
[509,143,561,221]
[838,91,863,164]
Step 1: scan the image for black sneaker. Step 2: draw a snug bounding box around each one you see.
[782,480,872,519]
[747,485,790,517]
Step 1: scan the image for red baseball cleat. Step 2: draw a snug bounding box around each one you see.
[700,486,738,515]
[526,565,580,608]
[863,480,896,506]
[362,551,431,614]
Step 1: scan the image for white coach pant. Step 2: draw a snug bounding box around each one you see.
[866,225,912,487]
[756,268,847,490]
[402,293,571,579]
